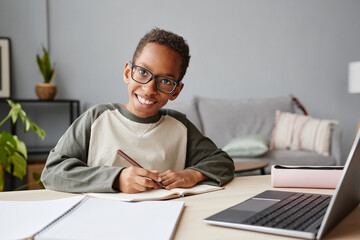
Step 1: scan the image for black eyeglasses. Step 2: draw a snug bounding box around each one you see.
[129,62,182,94]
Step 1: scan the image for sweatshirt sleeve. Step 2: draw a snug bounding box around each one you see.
[185,119,235,186]
[41,105,123,193]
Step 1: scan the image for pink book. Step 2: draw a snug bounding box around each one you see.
[271,165,343,189]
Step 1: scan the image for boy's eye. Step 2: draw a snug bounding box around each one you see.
[159,78,173,85]
[138,68,148,76]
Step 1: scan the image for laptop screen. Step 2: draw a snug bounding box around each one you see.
[317,130,360,238]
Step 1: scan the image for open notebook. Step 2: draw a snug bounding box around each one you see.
[0,195,184,240]
[87,184,223,201]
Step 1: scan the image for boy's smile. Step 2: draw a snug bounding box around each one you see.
[123,43,183,118]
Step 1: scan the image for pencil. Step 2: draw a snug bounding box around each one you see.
[117,149,143,168]
[117,149,165,188]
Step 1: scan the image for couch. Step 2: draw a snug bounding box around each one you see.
[166,95,342,174]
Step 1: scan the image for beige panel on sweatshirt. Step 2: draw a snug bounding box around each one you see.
[87,109,187,173]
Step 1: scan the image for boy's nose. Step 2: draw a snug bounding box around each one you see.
[142,78,157,93]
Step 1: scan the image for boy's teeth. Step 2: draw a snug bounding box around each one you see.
[138,95,154,105]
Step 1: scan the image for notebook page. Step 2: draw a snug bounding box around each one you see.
[87,188,179,201]
[87,184,223,201]
[172,184,224,197]
[37,198,185,240]
[0,195,85,240]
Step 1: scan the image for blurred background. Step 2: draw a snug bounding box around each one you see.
[0,0,360,163]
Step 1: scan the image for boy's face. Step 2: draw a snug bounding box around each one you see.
[123,43,184,118]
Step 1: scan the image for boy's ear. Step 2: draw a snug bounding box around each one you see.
[123,62,131,84]
[169,83,184,101]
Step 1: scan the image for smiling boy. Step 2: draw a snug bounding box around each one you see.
[41,28,234,193]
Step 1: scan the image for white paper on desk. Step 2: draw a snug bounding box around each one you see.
[37,198,185,240]
[0,195,85,240]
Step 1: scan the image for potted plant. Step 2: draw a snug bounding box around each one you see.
[0,99,45,191]
[35,46,56,100]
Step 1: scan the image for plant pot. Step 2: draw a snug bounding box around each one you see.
[35,83,57,100]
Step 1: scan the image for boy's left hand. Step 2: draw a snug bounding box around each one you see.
[160,169,209,190]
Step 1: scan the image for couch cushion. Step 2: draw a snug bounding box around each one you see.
[165,98,203,132]
[197,96,294,147]
[271,111,338,156]
[223,135,270,158]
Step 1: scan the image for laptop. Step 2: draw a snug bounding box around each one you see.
[204,131,360,239]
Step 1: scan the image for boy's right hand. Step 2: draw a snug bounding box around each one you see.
[116,166,162,193]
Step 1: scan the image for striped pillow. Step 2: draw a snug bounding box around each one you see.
[271,110,338,156]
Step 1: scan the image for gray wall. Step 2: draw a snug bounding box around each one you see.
[1,0,360,163]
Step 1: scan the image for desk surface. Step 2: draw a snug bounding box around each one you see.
[0,175,359,240]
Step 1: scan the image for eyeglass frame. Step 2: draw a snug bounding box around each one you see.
[128,61,182,94]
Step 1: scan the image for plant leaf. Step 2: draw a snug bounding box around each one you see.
[0,113,10,127]
[33,172,41,181]
[0,145,7,166]
[0,167,4,192]
[8,104,22,124]
[19,109,27,118]
[13,171,45,190]
[0,100,47,187]
[2,100,46,139]
[49,69,55,83]
[24,119,31,133]
[37,46,54,83]
[6,99,15,108]
[0,131,17,157]
[10,152,27,179]
[0,100,20,126]
[0,131,16,168]
[33,172,45,188]
[36,55,43,71]
[13,136,27,159]
[28,118,46,139]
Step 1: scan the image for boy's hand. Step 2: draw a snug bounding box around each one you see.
[160,169,209,190]
[116,166,162,193]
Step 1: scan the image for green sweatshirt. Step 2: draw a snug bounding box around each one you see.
[41,103,234,192]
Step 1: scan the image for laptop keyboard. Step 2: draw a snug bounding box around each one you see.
[243,193,331,231]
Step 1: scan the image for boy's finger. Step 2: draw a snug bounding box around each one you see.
[133,182,149,192]
[149,169,162,182]
[161,178,173,186]
[165,180,181,190]
[159,171,171,178]
[136,176,158,189]
[136,168,161,182]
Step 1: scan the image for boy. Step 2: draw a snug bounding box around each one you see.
[41,28,234,193]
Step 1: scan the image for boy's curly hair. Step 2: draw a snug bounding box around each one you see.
[132,28,191,82]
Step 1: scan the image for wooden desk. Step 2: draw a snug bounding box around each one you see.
[0,175,359,239]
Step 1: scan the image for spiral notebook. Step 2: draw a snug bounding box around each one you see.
[0,195,184,240]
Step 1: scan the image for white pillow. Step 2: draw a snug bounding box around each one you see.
[222,135,270,158]
[271,110,338,156]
